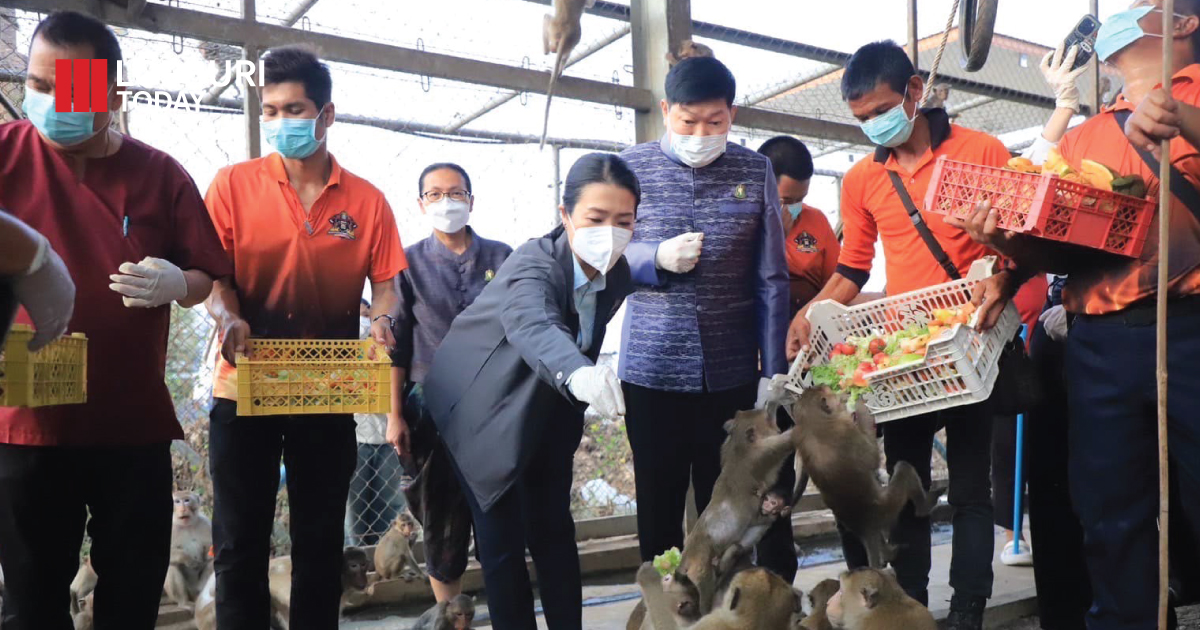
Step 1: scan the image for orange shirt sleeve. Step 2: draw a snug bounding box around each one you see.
[203,167,236,255]
[369,198,407,283]
[836,166,877,275]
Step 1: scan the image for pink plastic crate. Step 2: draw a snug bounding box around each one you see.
[924,156,1155,258]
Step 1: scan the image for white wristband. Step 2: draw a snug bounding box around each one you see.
[24,233,49,276]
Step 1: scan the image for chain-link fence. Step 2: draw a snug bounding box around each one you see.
[0,0,1113,544]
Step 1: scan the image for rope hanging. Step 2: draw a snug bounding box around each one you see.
[921,0,961,107]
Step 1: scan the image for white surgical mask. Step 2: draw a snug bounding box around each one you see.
[425,198,470,234]
[566,216,632,274]
[670,132,728,168]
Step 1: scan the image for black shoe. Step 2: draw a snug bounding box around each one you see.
[945,594,986,630]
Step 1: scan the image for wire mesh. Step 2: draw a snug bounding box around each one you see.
[0,0,1110,543]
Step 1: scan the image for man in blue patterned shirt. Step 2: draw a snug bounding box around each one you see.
[618,56,790,574]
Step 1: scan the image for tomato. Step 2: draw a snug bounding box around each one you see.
[833,343,856,356]
[873,352,889,365]
[868,338,887,355]
[852,368,870,387]
[858,361,876,372]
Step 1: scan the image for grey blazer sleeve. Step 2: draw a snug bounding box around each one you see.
[498,251,592,400]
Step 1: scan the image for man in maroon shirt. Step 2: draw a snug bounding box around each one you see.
[0,12,230,628]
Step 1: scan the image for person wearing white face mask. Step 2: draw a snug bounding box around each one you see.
[617,55,790,577]
[421,153,639,630]
[384,163,511,605]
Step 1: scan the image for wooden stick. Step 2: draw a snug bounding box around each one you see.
[1158,2,1173,628]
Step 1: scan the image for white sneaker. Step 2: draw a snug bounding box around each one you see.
[1000,539,1033,566]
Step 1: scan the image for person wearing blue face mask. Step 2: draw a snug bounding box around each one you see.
[948,3,1200,628]
[202,45,407,630]
[786,41,1016,630]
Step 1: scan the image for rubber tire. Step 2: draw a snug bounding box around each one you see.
[959,0,999,72]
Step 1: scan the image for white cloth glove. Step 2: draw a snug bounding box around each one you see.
[566,365,626,419]
[1040,44,1089,112]
[1039,305,1069,342]
[108,256,187,308]
[13,234,76,352]
[655,232,704,274]
[1022,134,1058,166]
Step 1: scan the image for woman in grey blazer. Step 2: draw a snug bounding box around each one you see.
[422,153,640,630]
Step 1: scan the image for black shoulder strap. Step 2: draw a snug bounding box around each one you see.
[1112,110,1200,224]
[886,170,962,280]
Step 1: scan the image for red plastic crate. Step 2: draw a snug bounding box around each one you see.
[923,156,1155,258]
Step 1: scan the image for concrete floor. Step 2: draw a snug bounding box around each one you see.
[342,529,1040,629]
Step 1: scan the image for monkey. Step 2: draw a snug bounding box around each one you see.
[539,0,593,149]
[410,593,476,630]
[799,578,841,630]
[676,406,795,614]
[629,561,697,630]
[689,568,796,630]
[268,547,375,627]
[824,567,936,630]
[194,571,216,630]
[72,592,94,630]
[665,40,715,66]
[69,556,97,615]
[788,387,944,569]
[374,509,424,582]
[164,491,213,609]
[789,587,807,629]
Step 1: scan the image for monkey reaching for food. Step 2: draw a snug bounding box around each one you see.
[630,561,700,630]
[799,578,840,630]
[374,509,424,582]
[164,491,213,609]
[825,567,936,630]
[789,387,944,568]
[539,0,595,149]
[665,40,715,66]
[410,593,476,630]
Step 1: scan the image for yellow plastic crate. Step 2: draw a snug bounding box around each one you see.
[236,338,392,416]
[0,324,88,408]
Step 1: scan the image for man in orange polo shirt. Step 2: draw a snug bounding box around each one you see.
[785,41,1020,630]
[757,136,841,316]
[204,46,406,629]
[950,3,1200,626]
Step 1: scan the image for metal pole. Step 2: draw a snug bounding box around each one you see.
[552,144,562,208]
[1157,1,1173,628]
[1091,0,1101,111]
[1012,326,1029,554]
[908,0,919,71]
[242,0,260,159]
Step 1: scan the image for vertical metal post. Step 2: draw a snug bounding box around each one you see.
[908,0,919,71]
[1091,0,1101,111]
[242,0,261,159]
[552,144,562,210]
[631,0,692,143]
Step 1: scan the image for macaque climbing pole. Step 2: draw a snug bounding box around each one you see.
[1157,2,1173,629]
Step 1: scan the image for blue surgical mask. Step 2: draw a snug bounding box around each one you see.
[860,86,918,148]
[786,203,804,220]
[22,89,105,147]
[1096,6,1181,63]
[263,107,327,159]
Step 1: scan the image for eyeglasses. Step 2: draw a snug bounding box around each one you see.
[421,191,471,202]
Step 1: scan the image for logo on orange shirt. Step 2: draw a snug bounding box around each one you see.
[327,212,358,241]
[794,231,819,254]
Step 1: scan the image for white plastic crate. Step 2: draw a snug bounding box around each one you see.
[784,257,1020,423]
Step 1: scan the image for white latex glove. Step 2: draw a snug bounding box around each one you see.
[108,256,187,308]
[655,232,704,274]
[1040,44,1089,112]
[566,365,626,419]
[1039,305,1069,342]
[12,234,76,352]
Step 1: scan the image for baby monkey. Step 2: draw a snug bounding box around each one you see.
[825,567,936,630]
[799,578,841,630]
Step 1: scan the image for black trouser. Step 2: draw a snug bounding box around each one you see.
[0,442,172,630]
[209,399,356,630]
[1023,319,1091,630]
[840,403,995,606]
[455,410,584,630]
[1065,308,1200,630]
[623,382,758,563]
[754,408,799,584]
[991,413,1023,532]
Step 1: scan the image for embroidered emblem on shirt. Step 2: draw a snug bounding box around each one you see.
[794,231,819,254]
[327,212,358,241]
[484,269,496,282]
[734,184,747,199]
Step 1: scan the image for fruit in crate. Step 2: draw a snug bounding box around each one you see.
[1003,149,1147,197]
[1005,157,1040,173]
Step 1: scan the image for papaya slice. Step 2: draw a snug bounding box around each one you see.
[1079,159,1116,191]
[1044,148,1074,177]
[1006,157,1040,174]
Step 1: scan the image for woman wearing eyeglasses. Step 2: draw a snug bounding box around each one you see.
[386,163,512,603]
